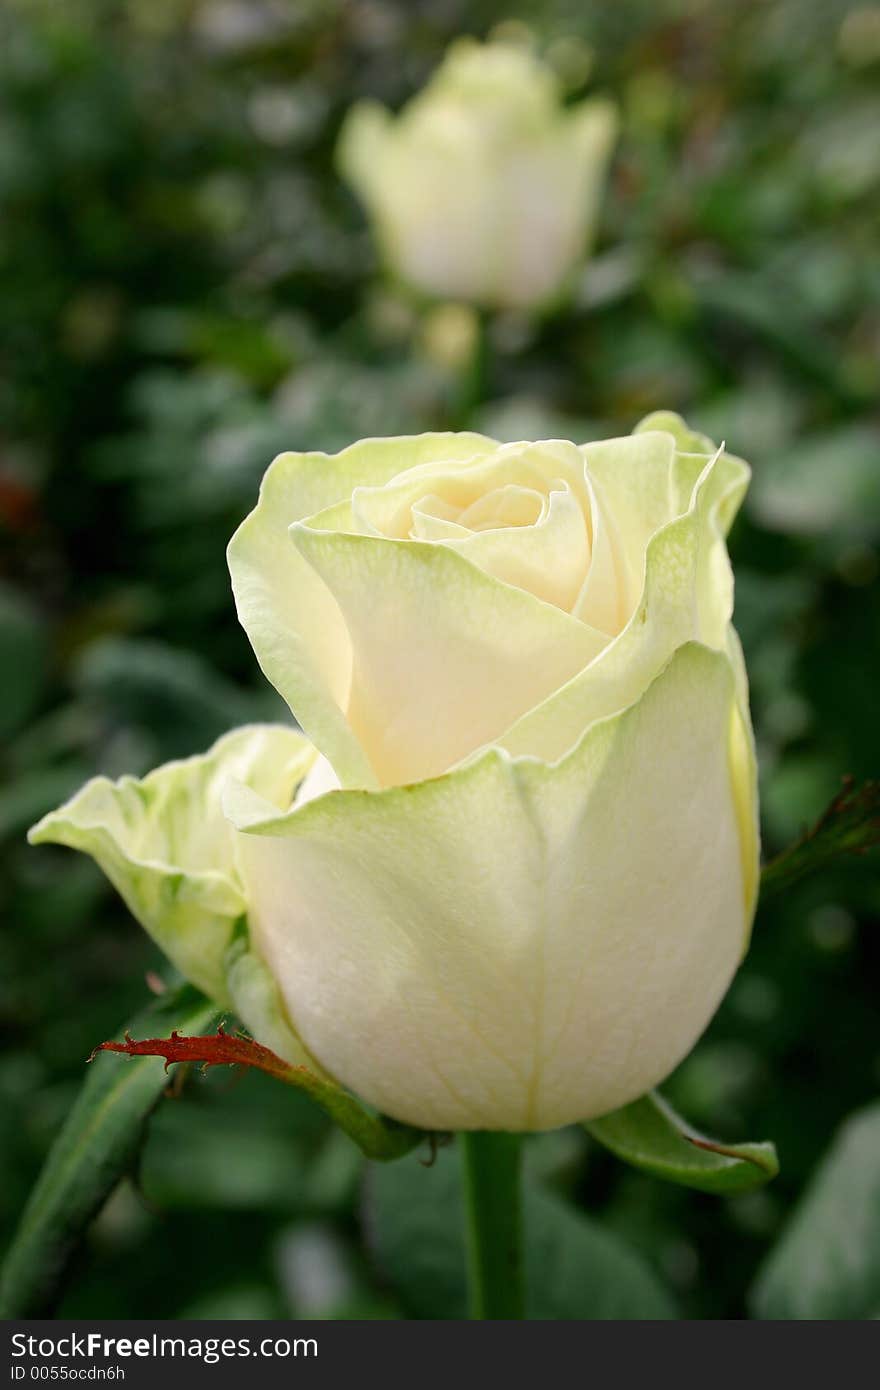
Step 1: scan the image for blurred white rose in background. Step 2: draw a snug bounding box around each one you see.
[338,36,617,311]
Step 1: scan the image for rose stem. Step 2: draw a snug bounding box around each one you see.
[459,1131,524,1319]
[454,310,489,427]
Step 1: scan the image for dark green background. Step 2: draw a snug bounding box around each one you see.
[2,0,878,1318]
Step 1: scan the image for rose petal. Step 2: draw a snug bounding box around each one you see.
[226,643,752,1132]
[498,429,750,766]
[228,433,493,789]
[289,522,608,786]
[28,725,314,1004]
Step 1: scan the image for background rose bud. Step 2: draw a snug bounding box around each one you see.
[27,725,324,1069]
[337,37,617,310]
[33,416,759,1135]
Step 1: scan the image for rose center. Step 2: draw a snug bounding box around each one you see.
[411,483,548,537]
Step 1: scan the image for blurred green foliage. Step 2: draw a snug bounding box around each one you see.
[1,0,878,1319]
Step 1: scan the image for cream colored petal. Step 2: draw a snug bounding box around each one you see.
[488,99,616,309]
[28,726,315,1003]
[579,430,680,613]
[349,439,582,538]
[335,100,393,208]
[288,525,608,786]
[724,625,761,932]
[448,486,589,612]
[635,409,718,459]
[344,439,594,611]
[567,97,619,173]
[578,421,744,621]
[498,437,751,762]
[224,928,329,1074]
[378,124,501,303]
[227,433,494,788]
[293,752,341,807]
[225,643,753,1132]
[411,487,543,540]
[456,483,545,530]
[633,411,750,533]
[571,468,630,635]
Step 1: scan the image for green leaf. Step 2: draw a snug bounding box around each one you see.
[760,777,880,900]
[585,1090,779,1194]
[73,636,279,759]
[366,1142,676,1319]
[750,1101,880,1320]
[525,1184,676,1319]
[748,425,880,539]
[692,269,868,406]
[0,985,219,1318]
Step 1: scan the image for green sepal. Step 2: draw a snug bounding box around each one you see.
[584,1090,779,1193]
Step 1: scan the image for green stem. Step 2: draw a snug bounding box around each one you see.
[453,309,489,427]
[460,1131,524,1320]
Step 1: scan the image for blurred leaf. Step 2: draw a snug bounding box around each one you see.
[73,637,281,761]
[750,1102,880,1319]
[797,97,880,202]
[0,583,50,740]
[367,1144,676,1319]
[692,269,866,402]
[761,777,880,899]
[525,1184,676,1319]
[585,1091,779,1193]
[0,765,90,843]
[142,1104,310,1212]
[749,426,880,539]
[0,985,218,1318]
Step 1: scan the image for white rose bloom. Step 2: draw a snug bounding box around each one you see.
[31,415,759,1133]
[338,38,617,310]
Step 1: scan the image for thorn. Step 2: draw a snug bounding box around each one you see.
[419,1133,440,1167]
[164,1065,187,1099]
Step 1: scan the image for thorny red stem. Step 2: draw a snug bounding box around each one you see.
[89,1023,306,1085]
[88,1023,424,1162]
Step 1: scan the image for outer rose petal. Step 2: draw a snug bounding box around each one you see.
[227,433,493,789]
[335,100,393,211]
[223,928,332,1077]
[225,643,755,1133]
[495,99,617,310]
[28,725,314,1005]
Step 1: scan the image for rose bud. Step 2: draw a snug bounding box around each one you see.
[337,37,617,311]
